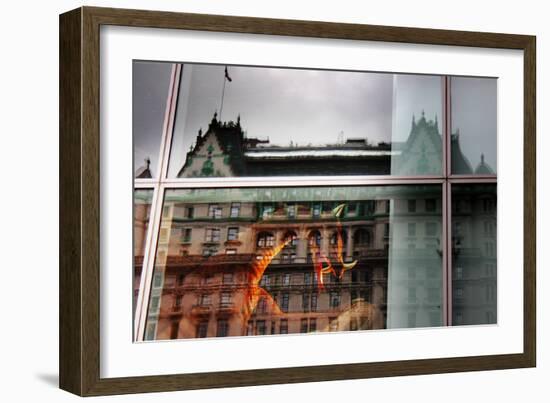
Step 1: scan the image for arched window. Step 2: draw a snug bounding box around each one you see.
[283,231,298,247]
[353,228,371,246]
[308,230,322,247]
[257,232,275,248]
[329,230,347,246]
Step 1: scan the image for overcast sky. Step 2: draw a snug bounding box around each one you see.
[133,61,172,178]
[451,77,497,172]
[166,64,443,177]
[133,62,496,177]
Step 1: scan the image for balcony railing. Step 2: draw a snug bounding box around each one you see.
[166,253,256,266]
[190,304,212,316]
[217,303,237,314]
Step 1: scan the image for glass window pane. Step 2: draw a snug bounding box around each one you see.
[451,77,497,175]
[167,64,443,178]
[451,184,497,325]
[133,189,154,316]
[142,185,442,340]
[133,61,173,178]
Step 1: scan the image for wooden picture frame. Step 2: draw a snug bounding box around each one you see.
[59,6,536,396]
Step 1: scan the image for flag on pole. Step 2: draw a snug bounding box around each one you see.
[224,66,232,82]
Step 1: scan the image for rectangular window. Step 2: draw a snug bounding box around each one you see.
[257,232,275,247]
[150,296,160,311]
[279,319,288,334]
[408,199,416,213]
[227,227,239,241]
[205,228,221,243]
[259,274,269,287]
[217,320,229,337]
[208,204,222,219]
[312,204,321,218]
[230,202,241,218]
[330,292,341,309]
[309,318,317,332]
[152,273,163,288]
[181,228,192,243]
[300,318,309,333]
[144,322,157,341]
[202,247,217,256]
[186,206,194,219]
[281,293,289,312]
[220,292,232,306]
[256,320,266,335]
[282,274,291,286]
[302,294,310,312]
[287,204,296,218]
[199,294,211,306]
[196,321,208,338]
[311,294,318,312]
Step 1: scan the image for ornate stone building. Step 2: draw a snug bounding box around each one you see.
[134,113,495,340]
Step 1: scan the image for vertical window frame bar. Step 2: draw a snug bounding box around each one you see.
[134,64,181,341]
[443,75,452,326]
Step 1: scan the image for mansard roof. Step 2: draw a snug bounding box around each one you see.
[176,112,479,177]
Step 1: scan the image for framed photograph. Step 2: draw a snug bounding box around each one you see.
[59,6,536,396]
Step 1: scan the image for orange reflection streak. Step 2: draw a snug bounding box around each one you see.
[311,204,358,290]
[332,204,358,279]
[243,203,360,320]
[244,238,291,316]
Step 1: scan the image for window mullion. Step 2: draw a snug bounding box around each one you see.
[134,63,181,341]
[134,184,166,341]
[444,75,452,178]
[443,181,453,326]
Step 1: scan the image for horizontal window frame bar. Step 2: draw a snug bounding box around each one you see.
[134,182,157,189]
[134,176,497,189]
[156,176,448,189]
[448,177,497,184]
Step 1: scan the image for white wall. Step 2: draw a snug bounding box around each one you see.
[0,0,546,401]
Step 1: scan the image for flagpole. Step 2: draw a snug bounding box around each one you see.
[219,66,232,121]
[219,74,227,121]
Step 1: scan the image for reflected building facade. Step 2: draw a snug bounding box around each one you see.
[134,114,496,340]
[451,185,497,325]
